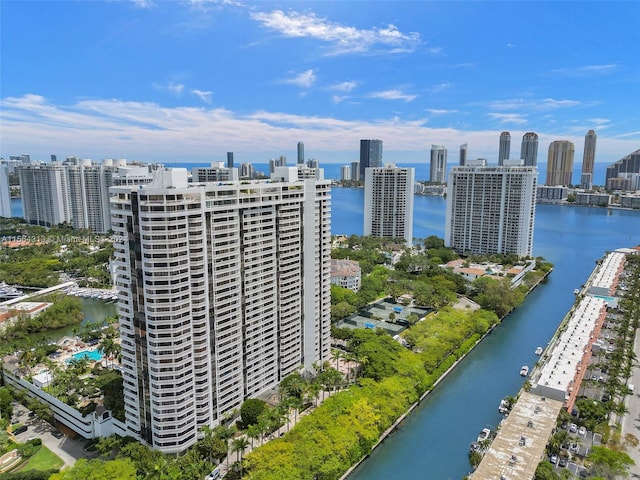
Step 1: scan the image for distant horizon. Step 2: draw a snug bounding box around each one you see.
[2,155,627,167]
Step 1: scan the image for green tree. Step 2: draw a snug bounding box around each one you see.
[49,458,137,480]
[587,445,634,478]
[240,398,267,428]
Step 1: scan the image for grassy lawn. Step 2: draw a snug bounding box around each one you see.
[10,423,24,432]
[16,445,64,472]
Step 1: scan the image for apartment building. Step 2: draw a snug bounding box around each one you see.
[364,164,415,246]
[110,167,331,453]
[18,158,127,232]
[18,162,72,227]
[445,165,537,256]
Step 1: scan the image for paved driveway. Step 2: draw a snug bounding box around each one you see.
[11,403,89,468]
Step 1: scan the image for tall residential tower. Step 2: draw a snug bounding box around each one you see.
[110,167,332,453]
[498,132,511,166]
[364,165,415,245]
[520,132,539,166]
[430,145,447,183]
[445,165,537,256]
[0,163,11,218]
[359,139,383,180]
[459,144,468,166]
[546,141,575,186]
[581,130,597,190]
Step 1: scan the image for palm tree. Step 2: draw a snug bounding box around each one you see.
[200,425,216,464]
[231,436,249,463]
[231,436,250,479]
[246,424,261,449]
[213,424,235,471]
[101,337,115,368]
[331,348,342,371]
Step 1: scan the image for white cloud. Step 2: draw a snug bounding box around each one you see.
[131,0,154,8]
[191,89,212,104]
[428,82,453,94]
[153,82,185,96]
[2,94,637,165]
[487,98,581,111]
[613,130,640,138]
[426,109,458,115]
[368,89,417,102]
[329,81,358,92]
[550,64,618,77]
[487,113,528,125]
[250,9,422,55]
[281,69,316,88]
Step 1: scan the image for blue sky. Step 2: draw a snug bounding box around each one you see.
[1,1,638,166]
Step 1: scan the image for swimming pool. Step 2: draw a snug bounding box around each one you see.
[70,349,103,362]
[593,295,616,303]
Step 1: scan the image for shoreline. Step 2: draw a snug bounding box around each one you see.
[340,268,552,480]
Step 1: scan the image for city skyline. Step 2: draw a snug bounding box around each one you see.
[1,1,638,165]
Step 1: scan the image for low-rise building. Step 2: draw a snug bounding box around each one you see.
[575,192,611,207]
[330,259,361,292]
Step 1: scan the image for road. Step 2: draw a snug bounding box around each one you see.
[619,328,640,479]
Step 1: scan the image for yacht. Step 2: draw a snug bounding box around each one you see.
[0,282,23,300]
[535,346,543,355]
[477,428,491,443]
[520,365,529,376]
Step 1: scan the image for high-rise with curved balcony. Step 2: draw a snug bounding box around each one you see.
[110,167,332,454]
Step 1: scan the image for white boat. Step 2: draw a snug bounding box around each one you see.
[498,399,510,414]
[535,346,543,355]
[520,365,529,376]
[477,428,491,443]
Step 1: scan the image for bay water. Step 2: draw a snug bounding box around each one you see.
[333,188,640,479]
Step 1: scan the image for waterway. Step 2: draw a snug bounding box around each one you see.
[1,298,117,347]
[330,189,640,480]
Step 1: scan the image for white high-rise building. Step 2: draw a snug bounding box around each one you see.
[192,162,239,182]
[340,165,351,181]
[110,167,331,453]
[364,164,415,246]
[18,163,72,227]
[445,165,537,256]
[66,158,125,233]
[0,163,11,218]
[18,159,126,232]
[430,145,447,183]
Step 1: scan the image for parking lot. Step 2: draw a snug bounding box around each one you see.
[10,402,90,468]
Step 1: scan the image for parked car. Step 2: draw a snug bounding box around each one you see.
[550,454,558,464]
[13,425,28,435]
[51,430,64,439]
[558,457,568,468]
[578,426,587,436]
[569,423,578,433]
